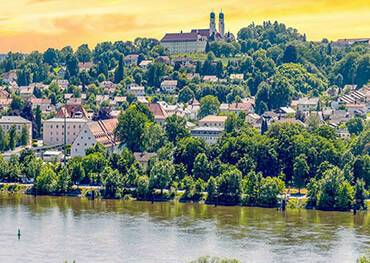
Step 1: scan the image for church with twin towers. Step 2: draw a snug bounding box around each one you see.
[161,11,235,54]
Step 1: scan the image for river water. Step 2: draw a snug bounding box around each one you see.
[0,194,368,263]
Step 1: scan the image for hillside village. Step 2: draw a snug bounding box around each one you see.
[0,15,368,211]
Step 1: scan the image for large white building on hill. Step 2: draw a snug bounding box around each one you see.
[160,11,235,54]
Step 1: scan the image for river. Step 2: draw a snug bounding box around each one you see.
[0,194,368,263]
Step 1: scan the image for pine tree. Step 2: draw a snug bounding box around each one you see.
[114,55,124,84]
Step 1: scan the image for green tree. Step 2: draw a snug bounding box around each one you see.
[34,105,42,139]
[20,126,29,146]
[174,137,207,174]
[217,167,242,202]
[34,165,57,194]
[8,125,17,150]
[136,175,150,199]
[115,104,150,152]
[354,179,367,210]
[114,55,125,84]
[258,176,285,207]
[192,153,209,181]
[346,118,364,135]
[101,167,124,198]
[178,86,195,103]
[75,44,92,63]
[149,160,175,194]
[198,95,220,118]
[164,115,189,143]
[142,123,166,152]
[292,154,309,194]
[206,176,217,202]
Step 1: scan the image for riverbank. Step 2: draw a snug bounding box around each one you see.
[1,183,369,211]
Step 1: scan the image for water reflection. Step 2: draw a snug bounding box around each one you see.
[0,194,368,263]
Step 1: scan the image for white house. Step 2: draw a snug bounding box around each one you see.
[71,119,118,157]
[0,116,32,146]
[128,85,145,97]
[160,80,178,93]
[42,118,87,146]
[191,126,223,144]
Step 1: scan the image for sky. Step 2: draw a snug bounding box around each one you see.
[0,0,369,53]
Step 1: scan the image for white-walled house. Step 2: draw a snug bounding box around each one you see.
[0,116,32,146]
[43,118,87,146]
[160,80,178,93]
[71,119,118,157]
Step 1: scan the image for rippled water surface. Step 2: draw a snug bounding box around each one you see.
[0,194,368,262]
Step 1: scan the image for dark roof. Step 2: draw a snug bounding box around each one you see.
[161,32,199,42]
[191,29,210,38]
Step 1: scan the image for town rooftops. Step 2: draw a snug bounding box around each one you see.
[0,116,31,124]
[161,32,200,42]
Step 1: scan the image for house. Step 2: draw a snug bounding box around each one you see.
[337,128,351,139]
[230,74,244,81]
[246,113,262,128]
[95,95,110,105]
[148,103,167,124]
[55,79,69,90]
[155,56,170,64]
[114,96,127,106]
[124,54,139,65]
[56,104,89,119]
[274,107,296,116]
[0,116,32,145]
[203,75,218,83]
[71,118,118,157]
[29,97,54,113]
[1,70,17,83]
[19,86,34,99]
[43,118,88,146]
[198,115,227,128]
[100,81,117,94]
[160,80,178,93]
[0,89,10,99]
[78,62,94,71]
[128,85,145,97]
[139,60,153,68]
[191,126,223,144]
[345,103,367,116]
[0,98,12,111]
[134,152,157,169]
[220,102,254,114]
[292,97,319,112]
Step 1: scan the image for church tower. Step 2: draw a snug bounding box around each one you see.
[218,11,225,38]
[209,11,216,37]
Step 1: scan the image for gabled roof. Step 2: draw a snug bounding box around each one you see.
[87,118,118,148]
[161,32,200,42]
[56,104,88,119]
[148,103,167,120]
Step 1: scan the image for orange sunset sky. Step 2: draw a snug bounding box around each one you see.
[0,0,369,53]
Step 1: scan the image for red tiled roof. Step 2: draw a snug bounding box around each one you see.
[56,104,88,119]
[148,103,167,120]
[88,118,118,147]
